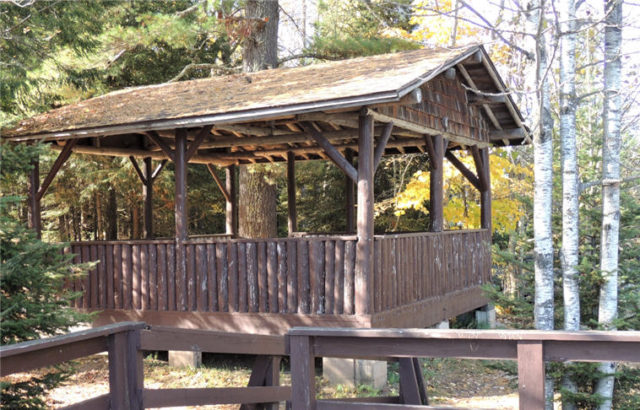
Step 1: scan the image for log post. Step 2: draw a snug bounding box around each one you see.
[226,165,237,236]
[345,149,355,233]
[287,151,297,235]
[175,129,188,310]
[480,148,492,230]
[428,135,445,232]
[143,157,154,239]
[356,111,374,315]
[28,156,42,238]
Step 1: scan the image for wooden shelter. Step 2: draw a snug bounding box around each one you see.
[3,45,527,334]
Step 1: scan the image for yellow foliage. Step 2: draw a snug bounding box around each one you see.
[407,0,481,47]
[395,150,532,233]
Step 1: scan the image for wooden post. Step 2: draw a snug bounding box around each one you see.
[28,156,42,238]
[428,135,444,232]
[287,151,297,235]
[345,149,355,233]
[226,165,237,236]
[108,329,144,409]
[290,335,316,410]
[143,157,154,239]
[356,111,374,315]
[480,148,492,230]
[175,129,188,310]
[517,341,545,410]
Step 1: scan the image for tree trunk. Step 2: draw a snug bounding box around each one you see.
[527,1,555,408]
[595,1,623,408]
[238,167,277,238]
[559,0,580,405]
[238,0,279,239]
[106,187,118,240]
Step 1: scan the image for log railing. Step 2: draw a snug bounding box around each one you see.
[67,229,490,316]
[68,236,358,315]
[289,327,640,410]
[0,322,289,410]
[373,229,491,312]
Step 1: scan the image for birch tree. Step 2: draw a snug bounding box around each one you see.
[558,0,580,405]
[526,1,555,407]
[595,0,623,408]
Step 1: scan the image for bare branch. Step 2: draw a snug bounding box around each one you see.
[277,53,346,66]
[580,175,640,193]
[166,63,240,83]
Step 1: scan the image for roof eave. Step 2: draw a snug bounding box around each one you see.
[4,89,404,142]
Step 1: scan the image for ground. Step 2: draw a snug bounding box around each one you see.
[2,354,521,409]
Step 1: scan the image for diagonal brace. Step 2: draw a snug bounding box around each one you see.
[206,164,231,203]
[36,139,78,202]
[373,121,394,171]
[151,159,168,181]
[299,121,357,182]
[129,156,147,184]
[146,131,175,162]
[445,150,481,190]
[185,125,213,161]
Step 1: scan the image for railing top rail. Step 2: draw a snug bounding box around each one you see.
[140,326,286,355]
[0,321,146,359]
[373,229,489,239]
[288,327,640,343]
[68,239,175,245]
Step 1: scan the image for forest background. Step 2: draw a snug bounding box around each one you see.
[0,0,639,409]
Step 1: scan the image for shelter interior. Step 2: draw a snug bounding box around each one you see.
[3,45,528,334]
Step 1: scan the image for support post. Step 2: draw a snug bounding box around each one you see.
[287,151,297,235]
[345,149,355,233]
[28,156,42,238]
[517,341,545,410]
[480,148,492,230]
[174,129,188,311]
[226,165,237,236]
[143,157,154,239]
[429,135,444,232]
[356,111,374,315]
[290,335,316,410]
[108,329,144,409]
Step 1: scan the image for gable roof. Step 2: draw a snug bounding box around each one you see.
[2,45,526,145]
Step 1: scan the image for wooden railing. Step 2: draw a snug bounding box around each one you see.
[373,229,491,312]
[289,327,640,410]
[68,236,358,315]
[0,322,289,409]
[68,229,490,317]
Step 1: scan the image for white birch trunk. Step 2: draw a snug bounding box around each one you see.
[527,1,555,407]
[595,0,623,408]
[559,0,580,405]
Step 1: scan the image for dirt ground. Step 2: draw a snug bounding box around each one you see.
[3,354,522,409]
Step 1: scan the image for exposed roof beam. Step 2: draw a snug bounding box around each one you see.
[297,113,359,128]
[457,64,503,134]
[52,143,235,166]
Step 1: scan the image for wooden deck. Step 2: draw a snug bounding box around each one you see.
[68,229,490,333]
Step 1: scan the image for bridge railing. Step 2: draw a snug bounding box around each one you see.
[0,322,288,409]
[288,327,640,410]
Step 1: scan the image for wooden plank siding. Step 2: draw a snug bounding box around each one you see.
[378,76,490,144]
[67,230,490,321]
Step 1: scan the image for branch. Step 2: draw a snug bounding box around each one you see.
[277,53,346,66]
[167,63,240,83]
[176,1,204,18]
[580,175,640,193]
